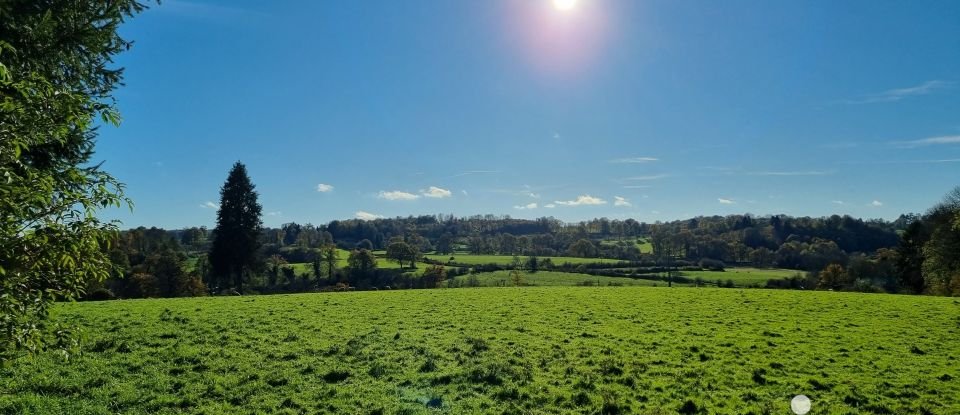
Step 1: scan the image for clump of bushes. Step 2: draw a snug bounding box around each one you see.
[699,258,726,271]
[84,288,116,301]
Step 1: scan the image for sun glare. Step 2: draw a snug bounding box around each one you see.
[553,0,578,11]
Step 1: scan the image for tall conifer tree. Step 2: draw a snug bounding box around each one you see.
[208,162,262,293]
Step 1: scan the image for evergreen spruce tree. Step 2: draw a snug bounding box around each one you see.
[208,162,262,293]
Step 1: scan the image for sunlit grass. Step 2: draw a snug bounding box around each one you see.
[2,288,957,414]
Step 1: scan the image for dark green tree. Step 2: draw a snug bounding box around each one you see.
[321,243,339,281]
[422,264,447,288]
[896,220,928,294]
[356,239,374,250]
[0,0,147,360]
[208,162,262,293]
[312,257,323,281]
[527,255,539,273]
[387,241,417,269]
[436,233,454,255]
[567,239,598,258]
[145,248,187,297]
[347,249,377,283]
[921,187,960,295]
[266,254,286,287]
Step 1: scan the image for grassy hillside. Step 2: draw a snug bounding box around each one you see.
[678,268,802,287]
[424,253,623,266]
[2,288,957,414]
[450,271,673,287]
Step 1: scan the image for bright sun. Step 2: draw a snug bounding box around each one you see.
[553,0,578,11]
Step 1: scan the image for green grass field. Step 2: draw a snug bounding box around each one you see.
[678,268,802,287]
[600,238,653,254]
[451,271,672,287]
[3,288,958,414]
[424,253,624,266]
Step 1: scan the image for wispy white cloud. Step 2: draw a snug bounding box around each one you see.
[623,174,669,181]
[841,158,960,165]
[609,157,659,164]
[514,203,538,210]
[461,190,469,196]
[355,210,383,220]
[614,196,632,207]
[452,170,500,178]
[316,183,334,192]
[718,198,735,205]
[544,203,556,208]
[870,200,883,207]
[843,80,953,104]
[832,200,845,205]
[894,135,960,148]
[527,192,541,199]
[200,201,218,209]
[555,195,607,206]
[378,190,419,201]
[701,167,830,177]
[747,171,831,176]
[421,186,452,198]
[266,211,282,217]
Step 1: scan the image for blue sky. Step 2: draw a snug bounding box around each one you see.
[97,0,960,228]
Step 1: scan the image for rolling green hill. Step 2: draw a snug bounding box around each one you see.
[2,288,957,414]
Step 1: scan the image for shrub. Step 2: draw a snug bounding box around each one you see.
[466,274,481,287]
[853,278,880,293]
[85,288,116,301]
[699,258,726,271]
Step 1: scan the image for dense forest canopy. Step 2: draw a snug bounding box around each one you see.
[261,213,905,260]
[93,207,956,299]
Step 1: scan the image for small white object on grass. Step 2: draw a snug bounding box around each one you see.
[791,395,811,415]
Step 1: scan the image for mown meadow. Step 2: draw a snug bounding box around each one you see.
[2,288,958,414]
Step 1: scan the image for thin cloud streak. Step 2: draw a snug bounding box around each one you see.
[609,157,659,164]
[893,135,960,148]
[840,158,960,165]
[622,174,669,181]
[747,171,831,176]
[450,170,500,178]
[842,80,953,104]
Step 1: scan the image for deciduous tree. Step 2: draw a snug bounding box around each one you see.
[0,0,147,360]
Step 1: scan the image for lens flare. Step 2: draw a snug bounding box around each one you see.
[553,0,578,11]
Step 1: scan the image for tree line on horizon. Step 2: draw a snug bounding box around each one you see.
[84,161,960,299]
